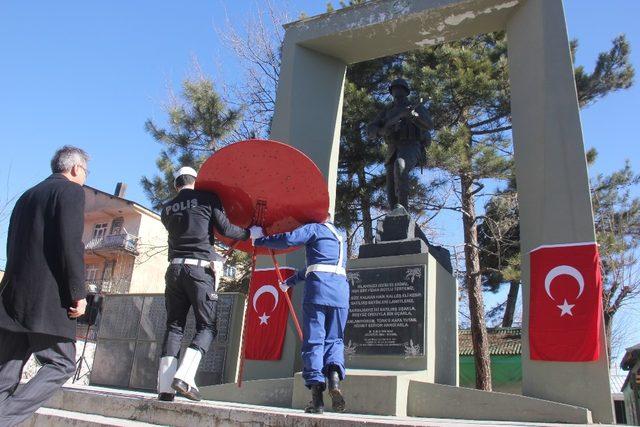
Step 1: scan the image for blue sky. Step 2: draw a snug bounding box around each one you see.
[1,1,639,360]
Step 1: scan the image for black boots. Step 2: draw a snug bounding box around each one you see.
[157,392,175,402]
[304,384,325,414]
[304,367,346,414]
[327,368,346,412]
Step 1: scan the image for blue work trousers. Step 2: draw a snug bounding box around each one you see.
[301,303,348,387]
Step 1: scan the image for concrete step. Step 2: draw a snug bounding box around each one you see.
[45,385,433,427]
[22,407,163,427]
[42,385,613,427]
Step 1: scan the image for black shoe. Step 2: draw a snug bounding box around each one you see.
[327,369,345,412]
[172,378,202,401]
[304,384,324,414]
[157,392,175,402]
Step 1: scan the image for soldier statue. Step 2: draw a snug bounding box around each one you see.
[367,78,433,210]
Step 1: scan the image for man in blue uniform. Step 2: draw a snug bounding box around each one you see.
[253,214,349,414]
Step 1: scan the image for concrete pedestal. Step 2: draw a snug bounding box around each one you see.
[200,374,593,423]
[292,370,427,416]
[345,252,458,387]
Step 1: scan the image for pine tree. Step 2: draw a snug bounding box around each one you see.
[477,35,634,331]
[141,76,241,210]
[588,149,640,362]
[404,33,633,389]
[141,75,251,293]
[478,178,520,327]
[337,57,398,250]
[403,33,513,390]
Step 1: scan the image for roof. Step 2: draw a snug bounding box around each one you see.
[83,185,160,220]
[621,343,640,371]
[459,327,522,356]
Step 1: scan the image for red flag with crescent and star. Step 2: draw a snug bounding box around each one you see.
[245,267,296,360]
[529,242,603,361]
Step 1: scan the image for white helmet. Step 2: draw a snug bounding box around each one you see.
[173,166,198,180]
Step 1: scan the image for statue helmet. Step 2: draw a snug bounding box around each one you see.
[389,78,410,95]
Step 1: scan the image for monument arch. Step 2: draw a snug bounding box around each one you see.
[261,0,612,423]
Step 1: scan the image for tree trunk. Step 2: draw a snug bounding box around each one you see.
[345,224,355,259]
[461,173,492,391]
[501,280,520,327]
[357,168,374,244]
[603,311,613,367]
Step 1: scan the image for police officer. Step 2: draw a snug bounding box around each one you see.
[253,213,348,414]
[157,166,263,402]
[367,78,433,210]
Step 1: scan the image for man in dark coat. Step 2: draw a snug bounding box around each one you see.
[0,145,89,426]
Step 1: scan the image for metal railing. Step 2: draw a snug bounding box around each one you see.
[85,279,130,294]
[85,233,139,254]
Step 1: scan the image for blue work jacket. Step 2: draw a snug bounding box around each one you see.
[254,222,349,308]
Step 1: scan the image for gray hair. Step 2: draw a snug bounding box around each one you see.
[50,145,89,173]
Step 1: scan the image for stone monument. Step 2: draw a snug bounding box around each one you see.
[310,199,458,415]
[202,0,614,423]
[350,88,458,388]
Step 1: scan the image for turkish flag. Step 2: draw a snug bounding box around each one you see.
[245,267,295,360]
[529,242,603,361]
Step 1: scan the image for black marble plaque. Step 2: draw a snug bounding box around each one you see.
[91,339,136,387]
[137,297,167,341]
[92,294,238,391]
[197,344,226,385]
[130,341,160,390]
[215,294,234,343]
[344,265,425,356]
[98,296,144,340]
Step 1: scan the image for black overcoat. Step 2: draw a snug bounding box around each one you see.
[0,174,86,340]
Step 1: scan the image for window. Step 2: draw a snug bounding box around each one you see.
[224,265,237,278]
[85,264,99,281]
[102,261,115,281]
[110,217,124,235]
[92,223,108,239]
[613,399,627,424]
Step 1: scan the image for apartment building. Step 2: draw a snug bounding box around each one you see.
[83,183,168,294]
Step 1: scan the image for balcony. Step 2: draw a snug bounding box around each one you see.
[85,233,139,256]
[86,279,130,294]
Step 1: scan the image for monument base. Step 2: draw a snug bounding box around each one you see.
[345,252,458,386]
[200,373,593,423]
[292,369,427,416]
[357,206,453,273]
[200,377,293,408]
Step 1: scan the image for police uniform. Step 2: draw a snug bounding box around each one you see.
[157,185,249,401]
[254,221,348,413]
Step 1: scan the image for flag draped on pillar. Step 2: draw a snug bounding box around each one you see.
[529,242,603,361]
[245,267,296,360]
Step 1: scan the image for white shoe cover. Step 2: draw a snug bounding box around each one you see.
[157,356,178,394]
[174,347,202,390]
